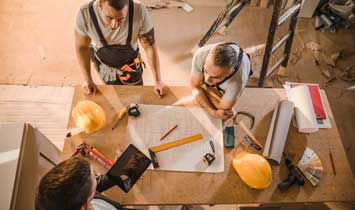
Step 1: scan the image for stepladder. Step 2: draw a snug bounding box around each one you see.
[258,0,302,87]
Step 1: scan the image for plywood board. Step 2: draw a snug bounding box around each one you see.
[0,85,74,150]
[128,104,224,173]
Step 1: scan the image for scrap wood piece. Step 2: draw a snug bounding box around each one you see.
[330,50,342,64]
[321,68,332,78]
[306,41,322,65]
[322,52,337,67]
[145,0,192,12]
[290,49,301,65]
[306,41,321,51]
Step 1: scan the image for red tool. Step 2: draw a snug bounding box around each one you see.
[73,143,113,170]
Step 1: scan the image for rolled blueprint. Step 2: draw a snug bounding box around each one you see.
[263,100,294,165]
[289,85,319,133]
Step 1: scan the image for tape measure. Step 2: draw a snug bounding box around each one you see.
[128,103,140,117]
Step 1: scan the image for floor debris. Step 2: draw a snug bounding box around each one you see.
[144,0,193,13]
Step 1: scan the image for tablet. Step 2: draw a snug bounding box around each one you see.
[107,144,151,193]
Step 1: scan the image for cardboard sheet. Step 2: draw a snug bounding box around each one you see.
[127,104,224,173]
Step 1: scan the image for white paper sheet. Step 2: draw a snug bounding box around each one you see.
[288,85,319,133]
[263,100,294,164]
[127,104,224,173]
[284,82,331,129]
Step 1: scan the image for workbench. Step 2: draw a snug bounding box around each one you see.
[63,85,355,205]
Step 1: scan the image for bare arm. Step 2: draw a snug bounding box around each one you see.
[191,73,235,119]
[75,31,96,95]
[190,73,218,116]
[139,28,165,97]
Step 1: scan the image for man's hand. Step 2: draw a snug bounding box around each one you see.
[154,81,166,98]
[213,109,234,120]
[82,81,97,95]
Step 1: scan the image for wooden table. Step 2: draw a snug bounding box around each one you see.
[63,85,355,205]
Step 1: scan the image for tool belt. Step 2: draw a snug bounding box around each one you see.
[117,57,145,85]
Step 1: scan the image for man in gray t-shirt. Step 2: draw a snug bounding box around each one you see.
[190,42,251,120]
[75,0,165,97]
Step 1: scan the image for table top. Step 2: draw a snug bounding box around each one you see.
[63,85,355,205]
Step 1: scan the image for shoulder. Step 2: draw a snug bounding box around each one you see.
[133,0,147,14]
[193,44,216,62]
[78,1,91,14]
[75,1,93,24]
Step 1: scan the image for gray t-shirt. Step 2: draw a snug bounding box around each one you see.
[191,42,250,103]
[75,0,153,50]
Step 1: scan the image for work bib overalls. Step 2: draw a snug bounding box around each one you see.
[88,0,144,85]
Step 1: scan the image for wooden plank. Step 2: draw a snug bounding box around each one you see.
[0,85,74,150]
[260,0,269,8]
[63,86,355,205]
[250,0,259,7]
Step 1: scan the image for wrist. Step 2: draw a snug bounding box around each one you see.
[154,80,162,85]
[208,108,218,117]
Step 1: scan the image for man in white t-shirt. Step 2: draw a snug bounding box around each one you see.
[190,42,251,120]
[75,0,166,97]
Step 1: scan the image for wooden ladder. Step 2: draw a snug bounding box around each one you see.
[258,0,302,87]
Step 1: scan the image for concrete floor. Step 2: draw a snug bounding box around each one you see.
[0,0,354,209]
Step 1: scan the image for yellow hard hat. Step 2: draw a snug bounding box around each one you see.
[233,152,272,189]
[71,100,106,133]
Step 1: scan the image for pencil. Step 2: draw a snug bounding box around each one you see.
[160,125,178,141]
[329,150,336,175]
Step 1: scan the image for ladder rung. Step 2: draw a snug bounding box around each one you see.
[278,3,301,26]
[272,32,291,54]
[266,55,286,78]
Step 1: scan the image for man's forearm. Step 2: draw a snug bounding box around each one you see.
[96,175,115,193]
[192,87,218,116]
[144,44,161,83]
[76,46,92,83]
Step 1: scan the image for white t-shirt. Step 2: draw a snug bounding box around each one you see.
[75,0,153,51]
[191,42,251,103]
[91,198,118,210]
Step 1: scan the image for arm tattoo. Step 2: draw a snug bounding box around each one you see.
[139,28,155,46]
